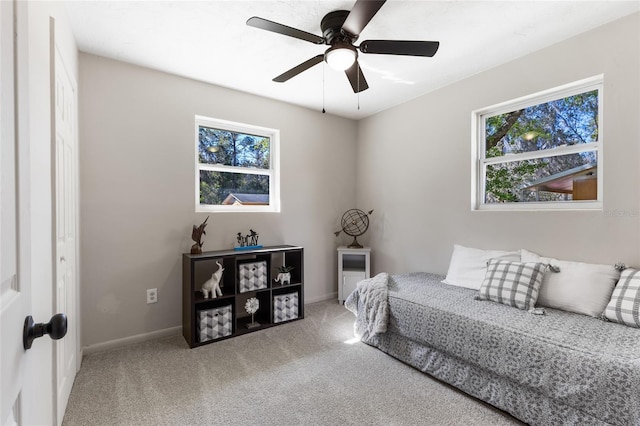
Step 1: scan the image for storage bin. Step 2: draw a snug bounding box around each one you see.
[197,305,232,343]
[273,292,299,323]
[238,261,268,293]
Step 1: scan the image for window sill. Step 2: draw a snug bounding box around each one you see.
[473,201,602,212]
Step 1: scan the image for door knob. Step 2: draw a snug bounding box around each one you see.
[23,313,68,350]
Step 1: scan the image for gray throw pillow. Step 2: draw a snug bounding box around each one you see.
[603,268,640,328]
[476,260,546,311]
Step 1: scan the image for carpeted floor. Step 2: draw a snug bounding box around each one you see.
[63,300,523,425]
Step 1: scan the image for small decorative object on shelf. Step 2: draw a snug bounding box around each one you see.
[234,229,263,250]
[245,297,260,329]
[274,265,294,286]
[190,216,209,254]
[334,209,374,249]
[201,261,224,299]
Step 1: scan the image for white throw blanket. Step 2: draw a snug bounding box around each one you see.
[345,272,389,338]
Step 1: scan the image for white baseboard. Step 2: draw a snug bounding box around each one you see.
[304,292,337,304]
[82,325,182,355]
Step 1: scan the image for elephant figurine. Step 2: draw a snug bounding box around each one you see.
[274,272,291,286]
[202,261,224,298]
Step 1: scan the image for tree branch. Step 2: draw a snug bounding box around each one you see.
[486,109,524,150]
[549,103,588,145]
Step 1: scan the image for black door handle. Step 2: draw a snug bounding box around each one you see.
[23,313,68,350]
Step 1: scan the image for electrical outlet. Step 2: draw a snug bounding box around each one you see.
[147,288,157,304]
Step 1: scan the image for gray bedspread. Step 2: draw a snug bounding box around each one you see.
[347,272,640,425]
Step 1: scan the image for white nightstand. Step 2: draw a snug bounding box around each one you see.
[337,246,371,303]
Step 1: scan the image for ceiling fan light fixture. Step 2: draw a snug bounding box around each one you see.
[325,43,357,71]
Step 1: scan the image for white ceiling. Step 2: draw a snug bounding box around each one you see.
[64,0,639,120]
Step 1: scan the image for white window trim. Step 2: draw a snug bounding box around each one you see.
[471,75,604,211]
[195,115,281,213]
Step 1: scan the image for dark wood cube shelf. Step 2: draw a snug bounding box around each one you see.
[182,245,304,348]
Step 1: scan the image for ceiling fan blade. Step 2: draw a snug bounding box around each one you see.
[273,55,324,83]
[341,0,386,38]
[359,40,440,57]
[247,17,324,44]
[344,61,369,93]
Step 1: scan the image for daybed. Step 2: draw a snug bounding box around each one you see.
[346,271,640,425]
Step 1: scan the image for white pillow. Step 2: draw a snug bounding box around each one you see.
[442,244,521,290]
[521,249,620,317]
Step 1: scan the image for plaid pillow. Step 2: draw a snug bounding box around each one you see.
[603,269,640,328]
[476,260,546,310]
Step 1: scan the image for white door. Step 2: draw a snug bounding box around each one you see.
[0,0,23,424]
[2,4,69,425]
[53,42,78,425]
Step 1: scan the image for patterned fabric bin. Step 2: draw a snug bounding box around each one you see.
[197,305,232,343]
[238,261,268,293]
[273,292,299,323]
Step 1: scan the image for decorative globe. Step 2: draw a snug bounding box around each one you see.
[337,209,373,248]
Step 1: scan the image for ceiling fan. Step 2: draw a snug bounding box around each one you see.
[246,0,440,93]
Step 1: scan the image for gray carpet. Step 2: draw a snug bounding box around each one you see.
[63,300,522,425]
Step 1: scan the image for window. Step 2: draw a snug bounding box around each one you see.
[196,116,280,212]
[472,76,603,210]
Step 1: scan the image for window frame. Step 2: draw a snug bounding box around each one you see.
[471,75,604,211]
[195,115,280,213]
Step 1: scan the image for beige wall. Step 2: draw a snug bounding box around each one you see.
[356,13,640,275]
[79,54,357,348]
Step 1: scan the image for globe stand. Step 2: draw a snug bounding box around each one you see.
[348,236,363,249]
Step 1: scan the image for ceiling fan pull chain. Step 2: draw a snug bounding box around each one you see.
[322,62,326,114]
[357,67,360,110]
